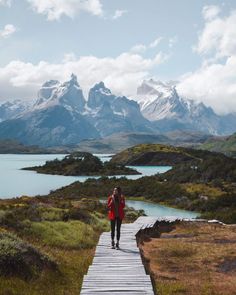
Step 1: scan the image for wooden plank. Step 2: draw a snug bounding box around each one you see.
[80,216,161,294]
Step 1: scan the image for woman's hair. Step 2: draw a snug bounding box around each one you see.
[114,186,122,196]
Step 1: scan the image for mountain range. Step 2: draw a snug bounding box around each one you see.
[136,79,236,135]
[0,74,235,147]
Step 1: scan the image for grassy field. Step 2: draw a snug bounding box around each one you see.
[139,221,236,295]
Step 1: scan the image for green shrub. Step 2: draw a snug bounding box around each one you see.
[0,232,56,280]
[89,212,110,232]
[40,207,67,221]
[68,208,91,223]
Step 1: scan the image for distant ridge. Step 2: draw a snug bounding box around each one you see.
[199,132,236,157]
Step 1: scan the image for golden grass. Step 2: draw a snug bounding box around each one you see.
[140,222,236,295]
[181,183,225,198]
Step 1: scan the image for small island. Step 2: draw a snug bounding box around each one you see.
[21,152,141,176]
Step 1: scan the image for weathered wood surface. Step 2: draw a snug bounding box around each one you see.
[80,216,162,295]
[80,215,224,294]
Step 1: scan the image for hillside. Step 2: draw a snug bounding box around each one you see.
[110,143,208,166]
[199,132,236,157]
[75,133,170,153]
[0,139,51,154]
[111,143,236,182]
[73,131,211,154]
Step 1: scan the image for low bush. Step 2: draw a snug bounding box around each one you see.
[0,232,56,280]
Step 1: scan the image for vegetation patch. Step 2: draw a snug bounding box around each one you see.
[0,232,56,280]
[199,132,236,158]
[139,221,236,295]
[22,152,140,176]
[22,221,96,249]
[111,143,198,165]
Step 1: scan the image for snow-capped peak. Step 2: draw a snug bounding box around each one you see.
[41,80,60,88]
[61,73,81,89]
[91,81,112,96]
[87,81,115,109]
[33,74,86,112]
[137,79,176,98]
[0,99,32,121]
[136,78,219,135]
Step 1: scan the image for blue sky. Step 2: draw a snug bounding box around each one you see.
[0,0,236,114]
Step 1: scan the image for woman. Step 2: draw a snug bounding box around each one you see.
[107,187,125,249]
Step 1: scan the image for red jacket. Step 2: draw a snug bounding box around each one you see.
[107,194,125,220]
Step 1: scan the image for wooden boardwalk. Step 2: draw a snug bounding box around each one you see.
[80,216,224,294]
[80,216,163,295]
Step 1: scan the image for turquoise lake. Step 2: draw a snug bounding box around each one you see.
[0,153,198,218]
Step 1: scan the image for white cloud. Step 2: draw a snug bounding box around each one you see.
[178,8,236,114]
[169,36,178,48]
[202,5,221,20]
[153,52,170,64]
[130,37,163,53]
[0,51,169,101]
[130,44,146,53]
[196,9,236,58]
[0,0,11,7]
[112,9,127,20]
[0,24,17,38]
[177,56,236,114]
[27,0,103,20]
[149,37,162,48]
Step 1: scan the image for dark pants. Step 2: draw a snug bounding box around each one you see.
[111,217,122,241]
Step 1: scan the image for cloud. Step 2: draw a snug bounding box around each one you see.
[0,51,169,101]
[168,36,178,48]
[177,8,236,114]
[27,0,103,20]
[153,52,170,64]
[0,24,17,38]
[177,56,236,114]
[202,5,221,20]
[130,37,163,53]
[130,44,147,53]
[112,9,127,20]
[195,8,236,58]
[149,37,162,48]
[0,0,11,7]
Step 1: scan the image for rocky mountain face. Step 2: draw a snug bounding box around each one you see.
[0,104,100,147]
[0,75,99,147]
[34,74,86,112]
[84,82,155,137]
[0,75,155,146]
[0,99,32,122]
[137,79,236,135]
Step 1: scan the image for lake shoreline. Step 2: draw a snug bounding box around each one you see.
[0,153,171,199]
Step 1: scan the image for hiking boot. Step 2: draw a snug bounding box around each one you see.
[111,240,115,249]
[115,242,120,249]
